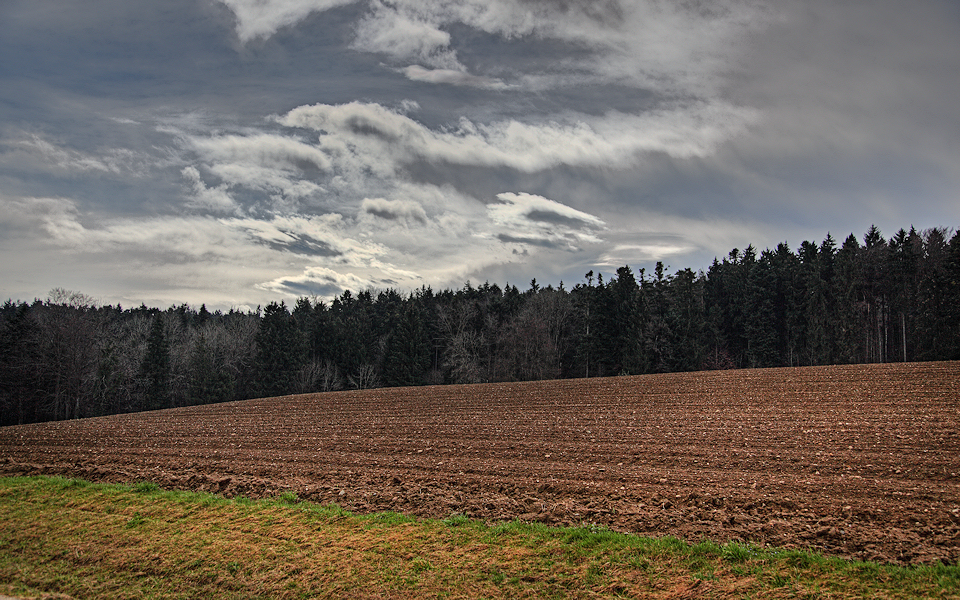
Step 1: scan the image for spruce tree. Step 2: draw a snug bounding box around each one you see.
[140,315,171,410]
[255,301,305,397]
[383,302,430,387]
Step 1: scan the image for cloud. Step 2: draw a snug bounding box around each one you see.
[401,65,508,89]
[4,134,153,177]
[207,163,324,202]
[225,213,382,262]
[353,6,460,69]
[9,0,956,314]
[179,132,332,210]
[257,265,380,298]
[598,243,693,265]
[222,0,770,95]
[217,0,356,42]
[278,100,756,175]
[0,194,265,273]
[214,0,770,107]
[0,192,411,303]
[592,210,785,272]
[186,133,331,171]
[728,0,960,186]
[487,192,605,251]
[492,192,604,228]
[0,195,86,244]
[360,197,428,224]
[181,166,239,213]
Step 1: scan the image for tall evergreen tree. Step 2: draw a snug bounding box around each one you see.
[642,263,673,373]
[861,225,889,362]
[833,233,865,364]
[945,229,960,359]
[915,228,957,360]
[768,242,803,366]
[797,239,830,364]
[0,302,42,425]
[609,266,644,375]
[256,301,305,397]
[140,315,171,410]
[888,227,923,361]
[382,301,430,387]
[665,268,706,371]
[744,252,779,368]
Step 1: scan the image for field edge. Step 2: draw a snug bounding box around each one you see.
[1,474,958,600]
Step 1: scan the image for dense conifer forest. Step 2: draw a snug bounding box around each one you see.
[2,225,958,426]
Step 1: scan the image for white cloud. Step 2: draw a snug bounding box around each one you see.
[0,194,262,270]
[181,166,239,213]
[218,0,356,42]
[5,135,154,177]
[187,133,331,171]
[179,132,332,210]
[401,65,508,89]
[219,0,770,96]
[598,243,692,265]
[257,266,380,297]
[208,163,323,201]
[492,192,604,229]
[278,100,757,175]
[0,192,404,304]
[225,213,386,264]
[0,195,86,245]
[16,135,116,174]
[353,6,459,69]
[487,192,605,251]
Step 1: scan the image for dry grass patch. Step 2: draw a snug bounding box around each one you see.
[0,476,957,599]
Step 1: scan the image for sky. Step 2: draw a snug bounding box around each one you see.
[1,0,958,311]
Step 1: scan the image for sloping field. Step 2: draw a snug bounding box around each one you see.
[1,361,958,565]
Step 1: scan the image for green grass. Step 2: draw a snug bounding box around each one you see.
[0,475,957,599]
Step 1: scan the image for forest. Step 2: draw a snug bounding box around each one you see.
[1,224,958,426]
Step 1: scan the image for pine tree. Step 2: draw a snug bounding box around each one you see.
[915,227,957,360]
[642,263,673,373]
[665,268,706,371]
[140,315,171,410]
[0,302,42,425]
[255,301,305,397]
[605,266,642,374]
[888,227,923,361]
[383,302,430,387]
[744,252,779,368]
[833,233,865,364]
[862,225,889,362]
[946,230,960,359]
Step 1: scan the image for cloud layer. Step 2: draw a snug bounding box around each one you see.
[1,0,958,308]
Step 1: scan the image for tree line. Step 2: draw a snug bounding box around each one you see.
[2,224,958,426]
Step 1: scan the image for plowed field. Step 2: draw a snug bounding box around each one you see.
[2,362,958,565]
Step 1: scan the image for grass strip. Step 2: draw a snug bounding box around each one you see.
[0,475,957,599]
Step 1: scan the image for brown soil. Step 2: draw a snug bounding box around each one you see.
[2,362,958,565]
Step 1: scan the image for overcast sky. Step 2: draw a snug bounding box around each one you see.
[2,0,958,310]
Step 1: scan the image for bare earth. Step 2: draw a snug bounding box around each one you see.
[2,362,958,565]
